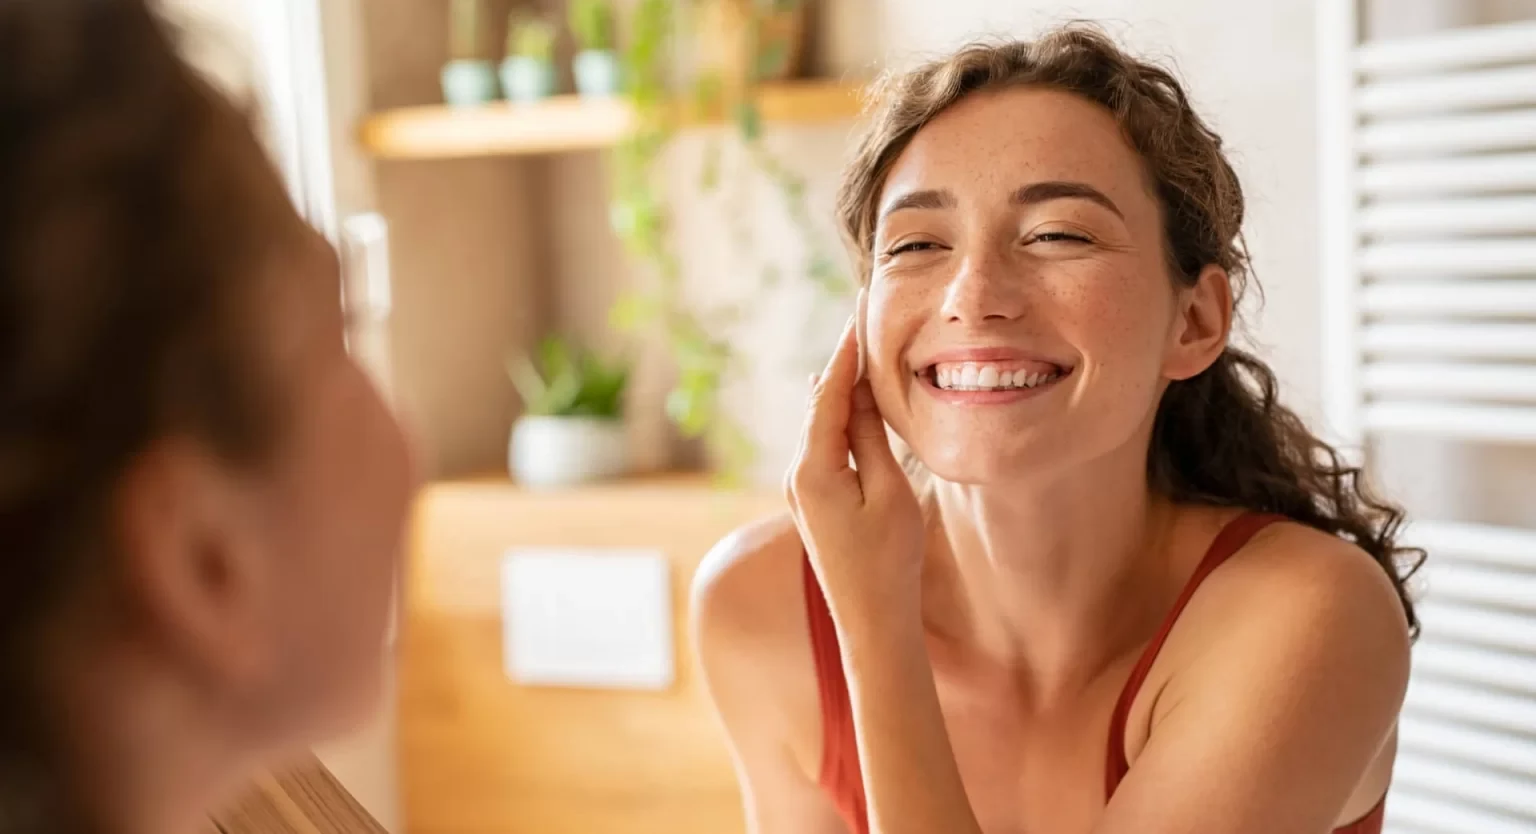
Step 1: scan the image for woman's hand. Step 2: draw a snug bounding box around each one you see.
[784,289,925,629]
[784,292,983,834]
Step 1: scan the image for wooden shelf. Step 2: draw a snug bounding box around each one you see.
[358,79,868,160]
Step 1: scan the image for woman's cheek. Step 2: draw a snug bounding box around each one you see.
[861,316,911,426]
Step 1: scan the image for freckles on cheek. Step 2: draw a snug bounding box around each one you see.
[1055,278,1171,398]
[863,298,920,411]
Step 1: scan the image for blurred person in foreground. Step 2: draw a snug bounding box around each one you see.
[0,1,416,831]
[694,26,1416,834]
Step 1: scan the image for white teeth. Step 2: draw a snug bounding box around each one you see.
[931,362,1061,391]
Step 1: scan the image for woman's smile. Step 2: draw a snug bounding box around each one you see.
[913,347,1075,406]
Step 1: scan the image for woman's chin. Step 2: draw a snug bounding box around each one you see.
[911,443,1043,486]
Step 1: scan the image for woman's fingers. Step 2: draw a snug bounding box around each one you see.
[800,313,861,473]
[844,287,903,494]
[847,379,904,495]
[854,287,869,383]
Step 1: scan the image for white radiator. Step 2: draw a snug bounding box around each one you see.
[1319,7,1536,833]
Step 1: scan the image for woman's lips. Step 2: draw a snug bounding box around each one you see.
[918,361,1071,404]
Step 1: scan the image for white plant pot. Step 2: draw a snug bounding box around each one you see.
[499,56,556,103]
[509,416,629,488]
[440,59,499,107]
[573,49,622,97]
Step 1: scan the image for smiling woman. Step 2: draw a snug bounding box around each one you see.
[693,24,1418,834]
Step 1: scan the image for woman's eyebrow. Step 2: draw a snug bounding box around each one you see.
[1012,180,1124,219]
[879,181,1124,223]
[879,188,955,222]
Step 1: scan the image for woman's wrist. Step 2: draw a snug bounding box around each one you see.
[829,594,927,666]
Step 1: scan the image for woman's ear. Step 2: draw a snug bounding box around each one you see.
[111,439,274,693]
[1164,264,1233,381]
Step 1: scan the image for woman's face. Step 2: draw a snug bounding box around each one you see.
[235,226,417,743]
[867,86,1224,484]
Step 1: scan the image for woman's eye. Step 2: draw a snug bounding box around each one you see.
[1028,231,1092,244]
[887,240,941,256]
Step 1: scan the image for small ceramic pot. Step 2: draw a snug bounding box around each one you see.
[440,59,499,106]
[499,57,557,103]
[573,49,622,97]
[509,415,629,488]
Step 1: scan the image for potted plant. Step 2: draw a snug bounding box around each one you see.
[501,13,558,103]
[569,0,621,97]
[506,336,631,488]
[607,0,845,483]
[749,0,808,81]
[441,0,498,106]
[693,0,806,93]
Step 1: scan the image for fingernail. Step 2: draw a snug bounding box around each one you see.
[808,372,819,387]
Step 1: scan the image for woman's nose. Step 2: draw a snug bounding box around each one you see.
[939,248,1026,323]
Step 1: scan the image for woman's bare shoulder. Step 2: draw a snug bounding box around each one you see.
[690,514,826,776]
[1193,517,1410,638]
[1149,515,1410,691]
[691,512,809,647]
[1131,516,1411,824]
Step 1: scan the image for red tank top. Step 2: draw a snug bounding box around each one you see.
[801,511,1387,834]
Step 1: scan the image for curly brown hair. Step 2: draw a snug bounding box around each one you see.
[0,0,291,822]
[835,25,1420,635]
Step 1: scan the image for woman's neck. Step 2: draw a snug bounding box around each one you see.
[40,634,253,834]
[921,443,1182,701]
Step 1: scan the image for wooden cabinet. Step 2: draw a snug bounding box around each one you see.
[400,475,783,834]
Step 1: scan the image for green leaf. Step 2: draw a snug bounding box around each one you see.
[608,291,662,331]
[505,353,548,411]
[608,199,637,241]
[754,39,789,81]
[568,0,615,50]
[707,419,756,485]
[537,336,572,379]
[692,71,725,115]
[780,172,806,203]
[808,253,851,294]
[665,385,711,437]
[507,13,557,62]
[699,139,722,192]
[734,100,763,142]
[507,336,630,417]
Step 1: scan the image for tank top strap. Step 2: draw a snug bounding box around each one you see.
[1103,511,1288,798]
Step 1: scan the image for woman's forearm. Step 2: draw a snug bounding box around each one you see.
[838,613,986,834]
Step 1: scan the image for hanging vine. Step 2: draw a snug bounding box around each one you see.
[607,0,852,483]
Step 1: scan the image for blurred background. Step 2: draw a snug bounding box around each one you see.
[163,1,1536,832]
